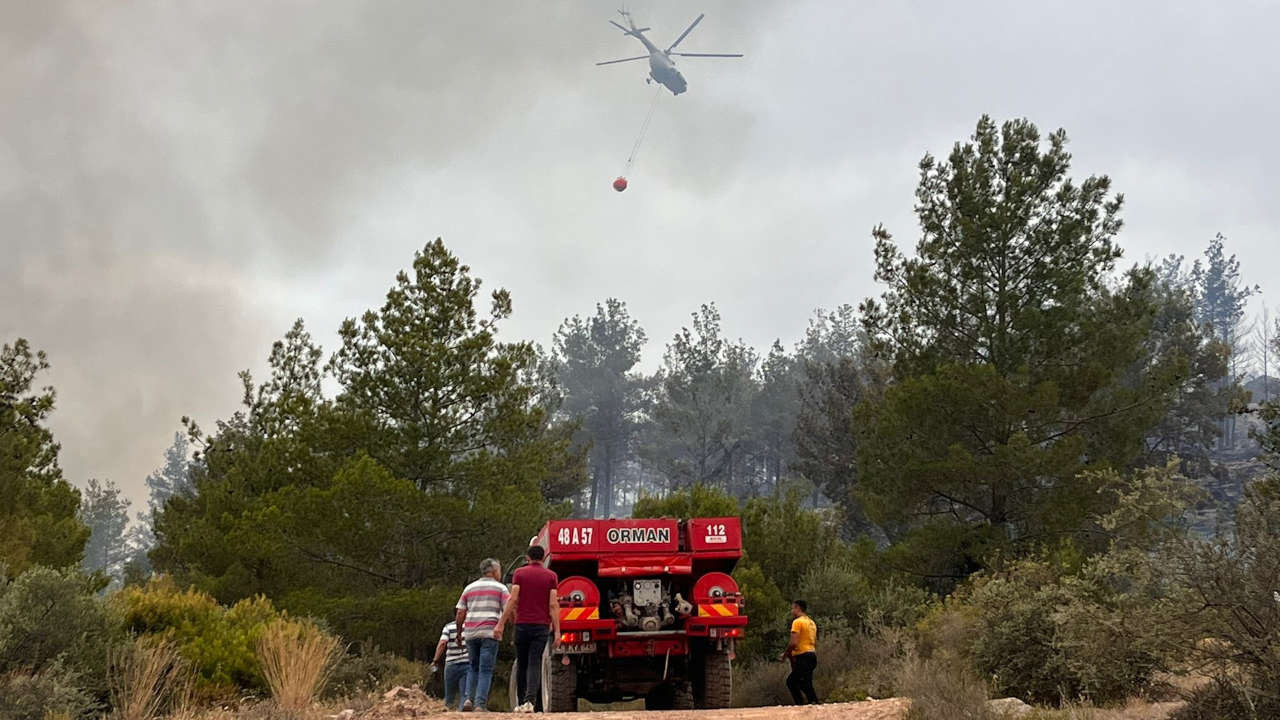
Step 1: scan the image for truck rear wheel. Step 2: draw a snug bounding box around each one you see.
[543,649,577,713]
[699,649,732,709]
[644,681,693,711]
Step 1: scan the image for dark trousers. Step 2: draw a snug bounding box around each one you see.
[787,652,819,705]
[515,623,550,705]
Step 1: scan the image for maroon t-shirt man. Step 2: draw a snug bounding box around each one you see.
[507,550,561,710]
[511,561,559,626]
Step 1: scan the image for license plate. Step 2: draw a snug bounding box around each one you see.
[557,642,596,655]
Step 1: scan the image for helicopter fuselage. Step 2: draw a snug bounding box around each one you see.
[631,33,688,95]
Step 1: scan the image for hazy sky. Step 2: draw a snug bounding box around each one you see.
[4,1,1278,512]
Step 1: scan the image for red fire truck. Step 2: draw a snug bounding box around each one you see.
[512,516,747,711]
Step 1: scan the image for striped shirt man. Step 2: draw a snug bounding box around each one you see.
[439,621,468,665]
[456,576,510,640]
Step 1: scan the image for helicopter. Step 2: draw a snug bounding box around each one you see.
[596,10,743,95]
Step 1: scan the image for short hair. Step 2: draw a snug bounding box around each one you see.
[792,599,808,612]
[480,558,501,575]
[527,545,546,561]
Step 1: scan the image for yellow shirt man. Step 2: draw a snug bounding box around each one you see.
[790,613,817,655]
[782,601,820,705]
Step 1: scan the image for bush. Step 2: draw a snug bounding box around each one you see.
[0,663,97,720]
[0,565,120,702]
[969,554,1167,706]
[913,597,979,667]
[1170,677,1280,720]
[732,558,789,664]
[1160,477,1280,720]
[326,645,425,698]
[114,576,289,696]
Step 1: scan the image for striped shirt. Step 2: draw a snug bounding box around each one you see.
[456,577,511,640]
[439,621,467,665]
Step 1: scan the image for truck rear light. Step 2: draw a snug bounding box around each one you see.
[708,627,742,638]
[560,632,580,644]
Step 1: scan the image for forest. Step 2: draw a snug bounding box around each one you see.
[3,116,1278,719]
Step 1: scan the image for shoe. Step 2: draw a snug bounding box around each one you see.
[514,702,534,713]
[461,699,474,712]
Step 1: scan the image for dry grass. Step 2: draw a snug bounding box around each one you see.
[897,657,994,720]
[1022,698,1186,720]
[256,620,341,711]
[109,638,195,720]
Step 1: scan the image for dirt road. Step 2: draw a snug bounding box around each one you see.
[497,700,913,720]
[416,701,911,720]
[363,687,911,720]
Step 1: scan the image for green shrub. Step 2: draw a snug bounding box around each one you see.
[0,663,98,720]
[0,565,120,702]
[1160,477,1280,719]
[327,644,425,698]
[913,597,979,667]
[1170,677,1280,720]
[113,576,288,695]
[969,554,1168,706]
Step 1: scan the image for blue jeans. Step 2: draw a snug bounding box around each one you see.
[443,661,469,710]
[465,637,499,709]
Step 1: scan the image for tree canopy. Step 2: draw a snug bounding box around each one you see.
[152,240,587,656]
[0,339,87,574]
[855,117,1200,583]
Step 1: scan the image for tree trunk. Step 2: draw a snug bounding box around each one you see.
[589,463,600,518]
[603,445,615,519]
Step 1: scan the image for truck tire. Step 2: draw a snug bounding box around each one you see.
[543,649,577,713]
[672,679,695,710]
[700,649,732,709]
[644,681,691,711]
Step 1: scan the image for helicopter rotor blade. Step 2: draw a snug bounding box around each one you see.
[609,19,650,35]
[669,52,743,58]
[595,55,650,66]
[666,13,704,52]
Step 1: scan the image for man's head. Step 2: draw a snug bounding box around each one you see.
[791,599,807,618]
[527,545,546,563]
[480,557,502,580]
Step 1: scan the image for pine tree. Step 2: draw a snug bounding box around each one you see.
[1190,234,1258,449]
[78,478,130,582]
[641,304,758,495]
[145,431,191,515]
[1139,255,1233,473]
[857,117,1191,583]
[793,306,888,533]
[551,299,648,518]
[0,339,88,574]
[750,341,800,496]
[151,241,585,656]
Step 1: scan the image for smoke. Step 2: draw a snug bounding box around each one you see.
[3,0,1277,510]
